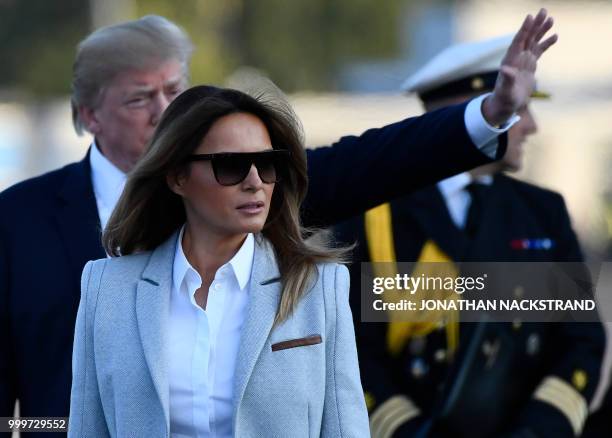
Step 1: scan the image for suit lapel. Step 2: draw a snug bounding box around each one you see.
[53,152,106,279]
[467,174,546,261]
[465,175,518,260]
[397,186,469,261]
[233,236,282,424]
[135,232,177,432]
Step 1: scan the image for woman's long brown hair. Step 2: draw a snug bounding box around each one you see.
[103,85,348,323]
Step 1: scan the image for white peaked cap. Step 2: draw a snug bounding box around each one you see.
[401,34,513,94]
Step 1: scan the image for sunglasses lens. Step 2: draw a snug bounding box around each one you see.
[253,156,279,184]
[212,155,251,186]
[208,151,287,185]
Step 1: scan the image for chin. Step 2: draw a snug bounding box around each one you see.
[235,220,266,235]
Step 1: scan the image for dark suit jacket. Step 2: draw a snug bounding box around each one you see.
[0,101,503,436]
[335,173,605,438]
[583,384,612,437]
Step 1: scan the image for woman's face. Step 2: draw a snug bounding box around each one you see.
[173,112,276,240]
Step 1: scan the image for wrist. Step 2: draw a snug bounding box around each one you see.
[482,94,514,127]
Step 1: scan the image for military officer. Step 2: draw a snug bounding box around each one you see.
[335,35,605,438]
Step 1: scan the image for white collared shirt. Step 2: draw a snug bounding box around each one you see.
[464,93,520,158]
[437,172,493,229]
[89,140,127,231]
[168,228,254,438]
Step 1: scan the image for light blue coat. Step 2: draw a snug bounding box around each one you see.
[68,232,370,437]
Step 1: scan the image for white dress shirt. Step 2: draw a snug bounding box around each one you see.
[89,141,127,231]
[464,93,520,159]
[437,172,494,229]
[169,228,253,438]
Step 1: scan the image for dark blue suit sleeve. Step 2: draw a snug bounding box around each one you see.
[301,102,507,228]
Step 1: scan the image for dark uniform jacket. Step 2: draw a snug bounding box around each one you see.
[583,376,612,437]
[335,173,605,438]
[0,102,505,437]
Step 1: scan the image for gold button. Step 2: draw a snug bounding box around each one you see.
[434,349,447,363]
[471,77,485,90]
[364,392,376,411]
[572,370,588,391]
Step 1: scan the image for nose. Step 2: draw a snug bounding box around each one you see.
[242,164,264,190]
[150,93,171,126]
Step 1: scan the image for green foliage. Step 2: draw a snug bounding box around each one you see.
[237,0,405,90]
[134,0,241,87]
[0,0,409,96]
[0,0,90,97]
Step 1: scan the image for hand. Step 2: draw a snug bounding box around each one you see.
[482,8,558,126]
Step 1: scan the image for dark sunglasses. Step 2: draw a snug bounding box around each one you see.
[186,150,290,186]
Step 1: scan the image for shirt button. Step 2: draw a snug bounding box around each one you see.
[214,283,221,290]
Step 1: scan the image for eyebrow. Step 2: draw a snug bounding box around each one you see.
[125,76,185,95]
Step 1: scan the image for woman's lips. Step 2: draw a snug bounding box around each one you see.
[236,201,265,214]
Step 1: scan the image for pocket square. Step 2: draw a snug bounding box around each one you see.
[271,334,322,352]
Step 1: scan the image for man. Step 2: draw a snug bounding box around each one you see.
[335,35,604,437]
[0,11,555,436]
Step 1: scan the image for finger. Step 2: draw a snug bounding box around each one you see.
[534,16,554,42]
[533,8,548,28]
[534,34,558,58]
[527,9,548,50]
[507,14,534,60]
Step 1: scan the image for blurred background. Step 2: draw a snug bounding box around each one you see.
[1,0,611,262]
[2,1,612,431]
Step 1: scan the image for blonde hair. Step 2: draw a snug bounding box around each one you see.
[71,15,193,135]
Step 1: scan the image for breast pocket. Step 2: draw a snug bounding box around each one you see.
[271,334,323,352]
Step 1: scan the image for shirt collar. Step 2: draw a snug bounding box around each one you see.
[173,226,197,295]
[473,174,494,186]
[437,172,472,198]
[172,226,254,295]
[437,172,494,197]
[89,140,127,209]
[227,232,255,290]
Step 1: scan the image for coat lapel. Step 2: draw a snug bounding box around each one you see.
[465,174,538,261]
[232,236,282,425]
[135,232,177,432]
[53,152,106,279]
[398,186,469,261]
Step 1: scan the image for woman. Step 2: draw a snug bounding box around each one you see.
[68,85,369,437]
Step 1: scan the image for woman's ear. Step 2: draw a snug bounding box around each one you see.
[166,170,186,196]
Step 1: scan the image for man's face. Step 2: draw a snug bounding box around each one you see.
[503,104,538,172]
[424,91,539,174]
[81,59,186,172]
